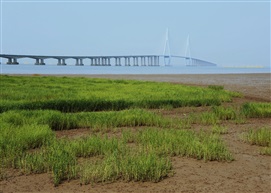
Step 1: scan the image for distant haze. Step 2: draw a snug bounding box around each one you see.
[0,0,270,67]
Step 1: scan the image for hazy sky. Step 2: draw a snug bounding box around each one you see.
[0,0,270,66]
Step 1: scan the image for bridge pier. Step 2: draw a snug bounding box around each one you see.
[133,57,136,66]
[6,58,12,64]
[35,59,39,65]
[115,57,121,66]
[153,56,159,66]
[102,58,106,66]
[96,58,99,66]
[141,57,145,66]
[35,58,45,65]
[133,57,139,66]
[96,58,100,66]
[79,58,84,66]
[6,58,19,65]
[92,58,96,66]
[12,58,19,64]
[94,58,97,66]
[125,57,130,66]
[61,59,66,65]
[105,58,108,66]
[40,59,45,65]
[75,58,79,66]
[75,58,84,66]
[148,56,152,66]
[104,58,109,66]
[57,58,66,65]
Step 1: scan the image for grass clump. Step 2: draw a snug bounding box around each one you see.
[241,127,271,147]
[0,123,54,167]
[212,106,237,120]
[211,125,228,134]
[241,102,271,118]
[0,109,167,132]
[18,139,78,186]
[183,105,244,126]
[134,128,233,161]
[241,127,271,156]
[80,151,172,184]
[11,127,234,186]
[76,109,168,130]
[261,147,271,156]
[70,135,125,157]
[208,85,224,90]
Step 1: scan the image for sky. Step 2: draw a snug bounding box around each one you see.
[0,0,270,67]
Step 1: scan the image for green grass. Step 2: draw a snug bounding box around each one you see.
[181,105,245,126]
[0,109,168,131]
[241,127,271,147]
[212,106,237,120]
[261,147,271,156]
[0,122,54,167]
[0,75,240,186]
[241,102,271,118]
[133,128,233,161]
[1,124,234,186]
[0,75,239,112]
[80,151,172,184]
[241,127,271,156]
[208,85,224,90]
[211,125,228,134]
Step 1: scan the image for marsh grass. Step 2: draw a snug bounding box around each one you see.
[0,123,54,167]
[2,126,234,186]
[241,127,271,156]
[260,147,271,156]
[241,127,271,147]
[208,85,224,90]
[241,102,271,118]
[70,135,126,157]
[18,140,78,186]
[0,76,240,186]
[181,106,245,126]
[80,151,172,184]
[133,128,233,161]
[0,75,239,112]
[212,106,237,120]
[211,125,228,134]
[1,109,168,131]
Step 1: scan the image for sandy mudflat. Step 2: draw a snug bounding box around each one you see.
[1,73,271,193]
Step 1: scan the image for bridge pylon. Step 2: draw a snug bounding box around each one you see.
[163,28,171,66]
[185,35,192,66]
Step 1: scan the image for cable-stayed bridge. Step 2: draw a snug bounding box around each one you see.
[0,54,216,66]
[0,30,217,67]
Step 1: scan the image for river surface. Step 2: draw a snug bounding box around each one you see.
[0,64,270,75]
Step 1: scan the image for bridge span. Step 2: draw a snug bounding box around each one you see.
[0,54,216,66]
